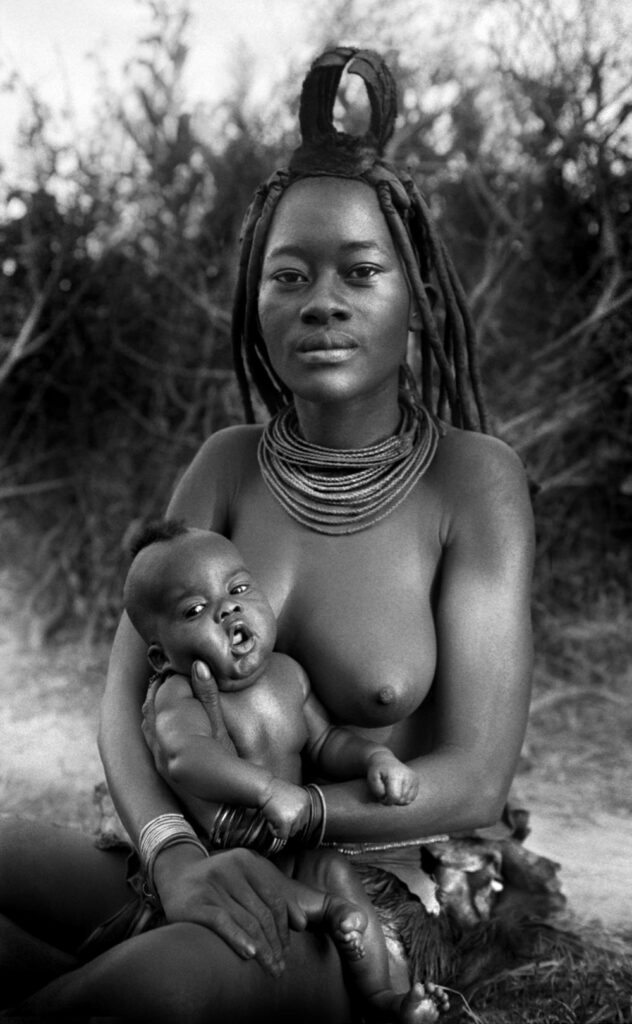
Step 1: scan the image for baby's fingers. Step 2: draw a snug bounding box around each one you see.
[405,772,420,801]
[366,765,387,800]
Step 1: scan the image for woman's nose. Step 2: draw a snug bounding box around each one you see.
[300,278,350,324]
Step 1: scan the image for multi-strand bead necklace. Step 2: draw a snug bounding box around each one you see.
[258,393,442,535]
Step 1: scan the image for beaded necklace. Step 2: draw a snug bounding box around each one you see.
[257,391,442,535]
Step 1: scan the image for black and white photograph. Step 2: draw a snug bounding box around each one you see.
[0,1,630,1020]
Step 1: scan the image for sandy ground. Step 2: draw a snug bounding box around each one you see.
[1,595,631,938]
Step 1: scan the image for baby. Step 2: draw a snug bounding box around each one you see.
[124,519,448,1024]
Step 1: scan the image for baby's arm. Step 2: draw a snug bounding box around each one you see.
[154,675,309,838]
[302,686,419,806]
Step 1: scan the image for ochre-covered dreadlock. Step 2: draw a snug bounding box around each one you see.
[231,46,488,432]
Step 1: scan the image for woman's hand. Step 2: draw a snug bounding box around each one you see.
[153,843,309,976]
[188,660,238,756]
[142,661,238,776]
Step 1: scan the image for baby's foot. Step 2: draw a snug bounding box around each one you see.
[397,981,450,1024]
[325,897,368,962]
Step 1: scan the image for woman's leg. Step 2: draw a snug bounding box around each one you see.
[0,817,130,1005]
[15,921,353,1023]
[1,820,352,1021]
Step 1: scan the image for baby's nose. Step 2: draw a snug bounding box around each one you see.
[219,600,241,621]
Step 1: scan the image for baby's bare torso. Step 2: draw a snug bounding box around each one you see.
[219,654,309,783]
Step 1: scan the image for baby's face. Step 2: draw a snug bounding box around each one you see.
[152,534,277,690]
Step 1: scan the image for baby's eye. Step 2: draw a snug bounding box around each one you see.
[231,583,249,595]
[184,602,205,620]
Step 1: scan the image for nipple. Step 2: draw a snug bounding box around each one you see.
[376,686,395,705]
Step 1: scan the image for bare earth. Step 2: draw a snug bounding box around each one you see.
[1,581,631,938]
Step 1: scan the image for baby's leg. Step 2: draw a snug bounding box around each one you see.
[293,849,449,1024]
[277,849,368,960]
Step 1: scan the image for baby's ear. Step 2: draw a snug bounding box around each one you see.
[147,643,168,673]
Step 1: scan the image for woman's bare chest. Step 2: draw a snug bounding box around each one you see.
[230,489,442,730]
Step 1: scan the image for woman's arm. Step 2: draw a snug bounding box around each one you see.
[98,430,238,838]
[98,429,307,974]
[303,689,419,804]
[320,435,535,843]
[99,613,179,837]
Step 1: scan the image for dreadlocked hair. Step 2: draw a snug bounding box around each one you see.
[231,46,488,432]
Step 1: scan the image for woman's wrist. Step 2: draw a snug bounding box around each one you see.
[152,839,209,897]
[139,812,209,897]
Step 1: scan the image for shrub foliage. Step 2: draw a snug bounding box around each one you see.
[0,0,630,640]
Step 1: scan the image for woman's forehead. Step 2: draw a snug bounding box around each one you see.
[263,177,392,253]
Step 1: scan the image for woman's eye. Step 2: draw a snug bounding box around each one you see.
[347,264,379,281]
[184,603,205,620]
[272,270,306,285]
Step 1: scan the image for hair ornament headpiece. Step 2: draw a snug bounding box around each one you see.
[288,47,398,178]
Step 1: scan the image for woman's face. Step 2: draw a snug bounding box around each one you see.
[258,178,414,407]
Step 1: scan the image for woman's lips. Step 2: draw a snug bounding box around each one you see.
[298,348,357,364]
[297,330,356,350]
[296,332,358,363]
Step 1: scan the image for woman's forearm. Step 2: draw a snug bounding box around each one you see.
[321,746,510,844]
[98,613,182,845]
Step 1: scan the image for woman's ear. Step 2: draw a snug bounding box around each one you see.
[409,305,422,330]
[409,284,438,329]
[147,643,168,673]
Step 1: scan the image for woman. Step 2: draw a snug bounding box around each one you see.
[0,48,536,1020]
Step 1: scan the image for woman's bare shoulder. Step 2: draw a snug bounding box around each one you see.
[197,423,264,460]
[435,424,527,486]
[168,424,264,528]
[431,425,533,539]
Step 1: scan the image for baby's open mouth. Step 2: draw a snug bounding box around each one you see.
[228,622,255,657]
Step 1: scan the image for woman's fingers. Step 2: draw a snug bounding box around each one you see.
[141,676,171,776]
[140,676,160,747]
[204,900,285,976]
[159,849,308,976]
[241,855,292,951]
[190,661,237,754]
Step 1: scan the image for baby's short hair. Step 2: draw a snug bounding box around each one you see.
[127,517,190,560]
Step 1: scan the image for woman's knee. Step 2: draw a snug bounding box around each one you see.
[0,816,129,946]
[86,923,331,1023]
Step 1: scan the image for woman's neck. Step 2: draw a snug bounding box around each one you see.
[293,389,401,450]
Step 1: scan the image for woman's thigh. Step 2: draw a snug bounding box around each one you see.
[0,817,130,949]
[22,920,355,1023]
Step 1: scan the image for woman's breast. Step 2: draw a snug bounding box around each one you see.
[281,572,437,728]
[232,506,440,731]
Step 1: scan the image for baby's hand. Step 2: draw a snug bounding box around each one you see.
[366,750,419,805]
[259,780,311,839]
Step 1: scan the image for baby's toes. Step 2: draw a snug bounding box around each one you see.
[425,982,449,1011]
[334,928,366,960]
[338,908,367,937]
[399,982,446,1024]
